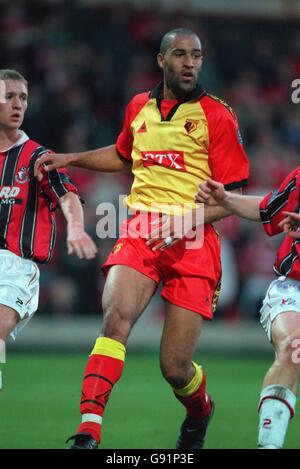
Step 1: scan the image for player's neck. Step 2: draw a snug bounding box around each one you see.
[0,128,21,152]
[163,85,178,101]
[163,83,194,102]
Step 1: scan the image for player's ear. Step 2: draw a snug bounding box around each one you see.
[200,54,204,68]
[157,53,164,70]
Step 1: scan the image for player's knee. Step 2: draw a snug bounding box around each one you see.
[276,330,300,371]
[0,311,19,339]
[160,359,190,388]
[101,303,134,341]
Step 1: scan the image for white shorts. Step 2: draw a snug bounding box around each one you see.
[0,249,40,340]
[260,276,300,342]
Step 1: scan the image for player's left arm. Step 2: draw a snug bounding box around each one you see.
[203,187,243,223]
[146,188,242,251]
[59,192,98,259]
[35,157,98,259]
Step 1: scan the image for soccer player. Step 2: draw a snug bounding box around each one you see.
[0,69,97,389]
[35,29,249,449]
[196,171,300,449]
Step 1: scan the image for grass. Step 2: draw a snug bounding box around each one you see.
[0,351,299,449]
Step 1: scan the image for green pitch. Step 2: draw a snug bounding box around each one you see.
[0,351,299,449]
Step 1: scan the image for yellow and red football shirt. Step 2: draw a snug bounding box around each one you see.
[116,82,249,214]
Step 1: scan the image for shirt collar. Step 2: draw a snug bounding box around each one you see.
[3,130,29,152]
[150,81,206,102]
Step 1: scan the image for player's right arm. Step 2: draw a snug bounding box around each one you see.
[197,179,263,221]
[34,144,130,181]
[34,94,148,180]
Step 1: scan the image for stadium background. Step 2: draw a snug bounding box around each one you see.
[1,0,300,449]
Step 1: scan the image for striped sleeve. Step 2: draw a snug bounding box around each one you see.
[30,149,80,211]
[259,168,299,236]
[44,168,80,211]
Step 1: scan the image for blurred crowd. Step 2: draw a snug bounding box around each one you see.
[1,0,300,321]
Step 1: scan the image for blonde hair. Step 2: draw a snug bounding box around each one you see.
[0,69,28,86]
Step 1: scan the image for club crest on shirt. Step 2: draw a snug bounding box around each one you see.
[111,243,123,255]
[184,119,199,134]
[15,166,29,184]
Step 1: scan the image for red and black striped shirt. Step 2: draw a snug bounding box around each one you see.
[0,133,78,263]
[260,167,300,280]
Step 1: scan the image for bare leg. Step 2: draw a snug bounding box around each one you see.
[0,304,20,390]
[263,312,300,394]
[71,265,157,446]
[0,304,19,340]
[160,301,212,449]
[160,301,204,388]
[101,265,157,342]
[258,311,300,449]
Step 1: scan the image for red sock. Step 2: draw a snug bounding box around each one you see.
[174,371,212,420]
[77,353,124,443]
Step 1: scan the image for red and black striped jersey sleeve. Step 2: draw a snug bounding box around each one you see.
[41,168,79,211]
[30,150,79,211]
[260,167,300,236]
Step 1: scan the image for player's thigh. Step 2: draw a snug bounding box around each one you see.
[160,301,204,370]
[260,276,300,342]
[102,264,157,324]
[0,304,20,339]
[271,311,300,354]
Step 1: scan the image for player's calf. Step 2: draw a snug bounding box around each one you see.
[66,336,125,448]
[258,384,296,449]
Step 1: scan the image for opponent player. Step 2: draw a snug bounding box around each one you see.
[0,69,97,389]
[196,171,300,449]
[35,29,249,449]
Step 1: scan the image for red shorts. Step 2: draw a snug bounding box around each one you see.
[102,216,222,319]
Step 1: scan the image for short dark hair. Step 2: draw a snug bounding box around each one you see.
[160,28,200,55]
[0,69,28,86]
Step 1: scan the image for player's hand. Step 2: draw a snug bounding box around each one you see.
[67,224,98,259]
[195,179,227,206]
[34,153,75,181]
[146,211,199,252]
[278,211,300,239]
[146,213,180,251]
